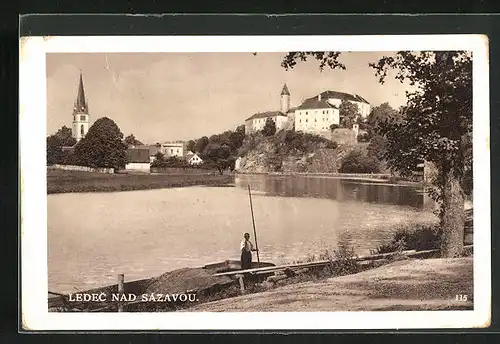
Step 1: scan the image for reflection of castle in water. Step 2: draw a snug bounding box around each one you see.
[236,175,427,209]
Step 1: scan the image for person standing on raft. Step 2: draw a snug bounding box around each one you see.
[240,232,257,270]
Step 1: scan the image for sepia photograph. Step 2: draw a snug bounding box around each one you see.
[20,35,490,330]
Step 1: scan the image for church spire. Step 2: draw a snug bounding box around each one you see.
[74,70,88,114]
[281,83,290,96]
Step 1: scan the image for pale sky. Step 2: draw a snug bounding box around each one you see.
[46,52,412,143]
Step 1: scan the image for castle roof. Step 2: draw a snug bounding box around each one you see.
[296,98,338,110]
[306,90,370,104]
[245,111,287,121]
[281,84,290,96]
[73,71,89,114]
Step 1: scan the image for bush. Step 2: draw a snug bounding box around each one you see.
[329,124,339,131]
[325,141,338,149]
[357,132,371,143]
[375,224,442,254]
[339,149,381,173]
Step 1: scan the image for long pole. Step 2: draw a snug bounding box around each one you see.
[247,184,260,267]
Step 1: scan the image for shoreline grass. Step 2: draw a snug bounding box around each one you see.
[47,169,235,194]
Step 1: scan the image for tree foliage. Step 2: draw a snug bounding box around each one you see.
[202,143,233,175]
[186,140,196,153]
[339,100,360,129]
[339,149,380,173]
[365,102,401,159]
[281,52,346,71]
[194,136,209,154]
[124,134,143,146]
[262,117,277,136]
[73,117,128,169]
[370,51,472,257]
[46,126,77,165]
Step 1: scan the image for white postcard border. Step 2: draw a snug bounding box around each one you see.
[20,35,491,330]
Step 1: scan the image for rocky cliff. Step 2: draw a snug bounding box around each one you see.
[237,131,362,174]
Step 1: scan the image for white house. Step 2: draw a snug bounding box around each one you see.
[125,147,151,173]
[185,151,203,165]
[161,142,185,158]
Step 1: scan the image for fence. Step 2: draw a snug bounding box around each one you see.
[48,164,115,174]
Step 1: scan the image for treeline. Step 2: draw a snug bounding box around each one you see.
[46,117,136,170]
[152,125,247,175]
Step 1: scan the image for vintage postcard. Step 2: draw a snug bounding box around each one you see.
[20,35,490,330]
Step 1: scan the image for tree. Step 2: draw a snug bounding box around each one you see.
[73,117,128,169]
[202,143,232,175]
[124,134,143,146]
[186,140,196,153]
[367,103,400,135]
[262,117,277,136]
[194,136,209,154]
[54,126,77,147]
[339,100,360,129]
[281,52,346,71]
[365,103,401,159]
[370,51,472,257]
[228,125,245,152]
[46,126,77,165]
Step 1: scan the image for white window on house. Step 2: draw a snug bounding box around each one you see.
[80,115,86,121]
[306,119,308,123]
[171,149,173,154]
[306,111,308,115]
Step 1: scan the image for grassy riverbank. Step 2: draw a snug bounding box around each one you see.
[187,257,473,312]
[47,169,234,194]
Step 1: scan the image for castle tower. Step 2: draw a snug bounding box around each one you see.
[280,83,290,113]
[72,70,90,142]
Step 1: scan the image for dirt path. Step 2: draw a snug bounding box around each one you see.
[186,258,473,312]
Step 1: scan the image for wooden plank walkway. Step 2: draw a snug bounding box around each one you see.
[212,245,473,277]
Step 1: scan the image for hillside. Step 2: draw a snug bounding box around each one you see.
[237,130,370,174]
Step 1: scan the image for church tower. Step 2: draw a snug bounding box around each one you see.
[280,83,290,113]
[72,71,90,142]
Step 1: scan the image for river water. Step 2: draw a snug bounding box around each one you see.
[48,174,437,293]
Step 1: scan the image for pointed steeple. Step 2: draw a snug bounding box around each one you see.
[73,70,88,114]
[281,83,290,96]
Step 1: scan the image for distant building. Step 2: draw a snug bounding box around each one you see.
[245,84,295,134]
[243,84,370,137]
[148,145,162,163]
[125,147,151,173]
[161,142,185,158]
[294,93,340,134]
[71,71,90,142]
[185,151,203,165]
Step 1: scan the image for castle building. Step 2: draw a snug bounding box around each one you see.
[72,71,90,142]
[244,84,295,134]
[244,85,370,138]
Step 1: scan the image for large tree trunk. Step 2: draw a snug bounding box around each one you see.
[440,168,465,258]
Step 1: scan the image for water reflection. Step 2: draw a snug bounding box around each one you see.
[236,175,424,209]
